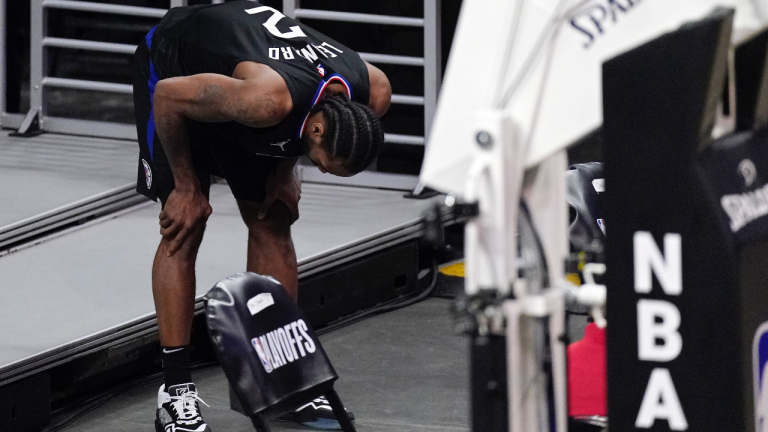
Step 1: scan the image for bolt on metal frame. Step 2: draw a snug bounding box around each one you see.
[4,0,440,147]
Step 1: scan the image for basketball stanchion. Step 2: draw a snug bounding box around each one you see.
[204,272,356,432]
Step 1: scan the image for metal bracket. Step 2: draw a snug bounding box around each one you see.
[9,108,43,137]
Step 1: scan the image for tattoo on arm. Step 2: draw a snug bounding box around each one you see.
[190,81,282,127]
[197,83,228,105]
[234,92,279,127]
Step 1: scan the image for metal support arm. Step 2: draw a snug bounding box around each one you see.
[463,109,569,432]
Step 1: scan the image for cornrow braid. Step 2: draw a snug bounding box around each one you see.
[310,94,385,175]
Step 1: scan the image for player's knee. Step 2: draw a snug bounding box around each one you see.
[246,201,291,229]
[160,220,207,259]
[245,202,291,241]
[192,219,208,236]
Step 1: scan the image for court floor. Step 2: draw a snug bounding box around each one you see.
[0,131,136,228]
[58,298,470,432]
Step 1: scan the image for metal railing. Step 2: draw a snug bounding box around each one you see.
[292,9,424,27]
[283,0,442,146]
[43,37,140,54]
[42,0,168,18]
[2,0,441,146]
[1,0,187,137]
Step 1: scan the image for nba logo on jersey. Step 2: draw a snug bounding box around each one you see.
[753,322,768,431]
[252,337,273,373]
[142,159,152,189]
[316,64,326,77]
[596,218,606,235]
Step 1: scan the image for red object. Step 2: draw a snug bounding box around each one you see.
[568,322,607,417]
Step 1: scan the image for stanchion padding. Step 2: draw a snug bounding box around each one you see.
[205,272,338,418]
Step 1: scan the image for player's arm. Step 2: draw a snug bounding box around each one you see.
[364,61,391,117]
[152,70,292,190]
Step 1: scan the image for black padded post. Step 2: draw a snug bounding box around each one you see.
[735,27,768,131]
[603,8,740,431]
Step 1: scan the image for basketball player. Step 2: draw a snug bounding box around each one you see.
[133,2,391,430]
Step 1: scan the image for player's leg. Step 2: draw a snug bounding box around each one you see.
[149,152,213,430]
[216,150,354,428]
[205,134,301,298]
[152,267,211,430]
[151,196,208,348]
[149,131,212,393]
[237,191,358,429]
[133,38,212,432]
[237,199,298,299]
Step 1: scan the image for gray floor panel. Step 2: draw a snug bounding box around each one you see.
[0,132,137,228]
[0,182,437,371]
[59,299,470,432]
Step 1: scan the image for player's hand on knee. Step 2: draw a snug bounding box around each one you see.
[159,188,212,256]
[259,160,301,223]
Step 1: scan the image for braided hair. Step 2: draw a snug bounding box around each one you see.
[310,95,385,175]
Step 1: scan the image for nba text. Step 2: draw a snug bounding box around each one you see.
[633,232,687,430]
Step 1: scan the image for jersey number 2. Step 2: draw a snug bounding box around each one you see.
[245,6,307,39]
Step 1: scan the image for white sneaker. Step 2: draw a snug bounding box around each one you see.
[155,383,212,432]
[275,396,355,430]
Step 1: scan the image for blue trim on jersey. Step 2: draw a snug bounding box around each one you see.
[297,73,353,137]
[327,73,353,99]
[145,26,156,51]
[145,26,159,160]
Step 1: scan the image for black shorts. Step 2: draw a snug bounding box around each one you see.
[133,40,280,206]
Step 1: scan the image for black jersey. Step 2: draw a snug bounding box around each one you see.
[149,1,370,158]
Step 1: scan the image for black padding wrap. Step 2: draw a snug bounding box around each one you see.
[205,273,337,418]
[566,162,605,252]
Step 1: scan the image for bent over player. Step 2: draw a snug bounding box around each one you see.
[132,2,391,431]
